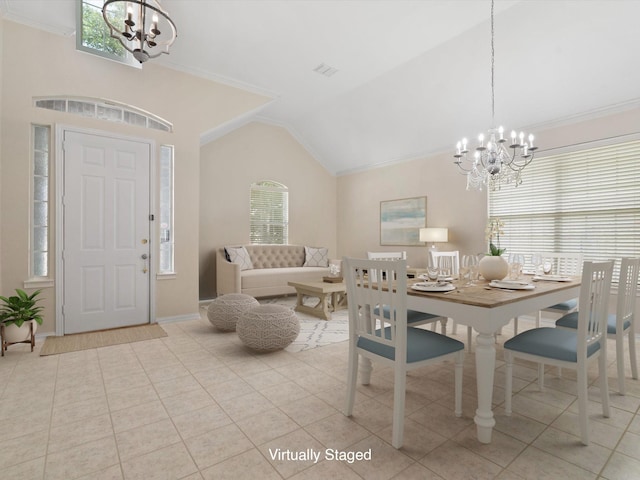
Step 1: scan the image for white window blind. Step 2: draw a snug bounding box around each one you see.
[250,181,289,245]
[489,138,640,281]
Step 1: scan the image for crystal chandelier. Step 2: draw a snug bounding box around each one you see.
[453,0,537,191]
[102,0,177,64]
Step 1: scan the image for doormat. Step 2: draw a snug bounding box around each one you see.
[39,324,167,356]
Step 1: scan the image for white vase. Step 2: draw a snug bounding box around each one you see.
[2,320,37,344]
[479,256,508,281]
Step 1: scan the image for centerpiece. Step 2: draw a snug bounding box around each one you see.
[479,218,508,281]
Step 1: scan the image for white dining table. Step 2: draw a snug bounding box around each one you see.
[405,275,581,444]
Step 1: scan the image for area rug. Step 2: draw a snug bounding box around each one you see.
[39,324,168,356]
[259,297,349,353]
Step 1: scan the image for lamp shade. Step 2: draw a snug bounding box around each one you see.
[419,227,448,243]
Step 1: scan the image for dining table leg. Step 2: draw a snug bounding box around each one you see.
[474,330,497,443]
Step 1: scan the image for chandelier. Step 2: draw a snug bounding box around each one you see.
[453,0,537,191]
[102,0,177,64]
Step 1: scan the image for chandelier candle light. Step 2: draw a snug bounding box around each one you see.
[102,0,177,64]
[453,0,537,191]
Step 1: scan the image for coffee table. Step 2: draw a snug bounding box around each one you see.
[287,280,347,320]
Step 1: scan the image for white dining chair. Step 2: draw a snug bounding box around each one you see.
[367,252,447,332]
[343,257,464,449]
[504,260,613,446]
[556,257,640,394]
[536,252,583,327]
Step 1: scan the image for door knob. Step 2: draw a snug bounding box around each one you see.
[141,254,148,260]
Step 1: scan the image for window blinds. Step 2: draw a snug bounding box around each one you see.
[250,182,289,245]
[489,139,640,279]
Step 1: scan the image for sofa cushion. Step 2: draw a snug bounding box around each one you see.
[242,266,328,290]
[303,246,329,267]
[225,246,254,271]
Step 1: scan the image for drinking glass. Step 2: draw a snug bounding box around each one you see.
[508,253,525,280]
[437,256,453,281]
[531,253,543,276]
[542,257,553,275]
[426,265,439,281]
[461,254,479,285]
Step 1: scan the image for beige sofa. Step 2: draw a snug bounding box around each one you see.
[216,244,334,298]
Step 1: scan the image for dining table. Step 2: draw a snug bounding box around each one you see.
[404,274,582,444]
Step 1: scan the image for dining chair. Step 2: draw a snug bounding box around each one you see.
[556,257,640,394]
[367,252,447,332]
[343,257,464,449]
[430,250,472,345]
[504,260,613,446]
[536,252,583,327]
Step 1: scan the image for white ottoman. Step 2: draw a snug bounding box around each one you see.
[207,294,259,332]
[237,304,300,352]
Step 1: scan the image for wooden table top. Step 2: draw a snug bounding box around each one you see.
[406,275,581,308]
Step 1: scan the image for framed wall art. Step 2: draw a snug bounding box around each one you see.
[380,196,427,246]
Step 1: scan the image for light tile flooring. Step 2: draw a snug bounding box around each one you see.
[2,308,640,479]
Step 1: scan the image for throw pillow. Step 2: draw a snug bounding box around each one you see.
[225,246,254,271]
[303,246,329,267]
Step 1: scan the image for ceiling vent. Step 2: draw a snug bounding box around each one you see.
[313,63,338,77]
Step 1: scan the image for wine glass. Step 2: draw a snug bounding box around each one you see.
[437,256,453,281]
[542,257,553,275]
[531,253,543,276]
[461,254,479,285]
[508,253,525,280]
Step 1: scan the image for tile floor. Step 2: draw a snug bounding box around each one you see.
[2,307,640,479]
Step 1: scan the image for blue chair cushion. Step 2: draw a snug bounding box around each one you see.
[374,305,440,326]
[556,311,629,335]
[357,326,464,363]
[504,327,600,363]
[545,299,578,311]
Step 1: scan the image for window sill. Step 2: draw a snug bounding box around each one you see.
[23,278,54,289]
[156,273,176,280]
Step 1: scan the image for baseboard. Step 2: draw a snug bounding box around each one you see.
[156,313,201,324]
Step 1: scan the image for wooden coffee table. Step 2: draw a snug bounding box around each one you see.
[287,280,347,320]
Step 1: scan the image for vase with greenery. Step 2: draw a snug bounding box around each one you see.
[479,218,508,280]
[0,289,43,351]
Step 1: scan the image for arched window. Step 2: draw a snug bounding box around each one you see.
[250,181,288,245]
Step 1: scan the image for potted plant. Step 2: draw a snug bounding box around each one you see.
[0,289,43,354]
[478,218,509,281]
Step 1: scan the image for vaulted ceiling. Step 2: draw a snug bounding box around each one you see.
[2,0,639,175]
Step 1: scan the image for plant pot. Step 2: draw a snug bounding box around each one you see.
[2,320,37,344]
[479,256,509,281]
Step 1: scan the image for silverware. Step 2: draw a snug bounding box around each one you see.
[484,286,516,292]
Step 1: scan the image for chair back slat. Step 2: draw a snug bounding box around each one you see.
[577,261,614,357]
[429,251,460,274]
[344,257,408,359]
[366,252,406,282]
[539,252,583,276]
[617,257,640,331]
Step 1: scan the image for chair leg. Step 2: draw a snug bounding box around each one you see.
[359,357,373,385]
[537,310,542,328]
[454,351,463,417]
[616,333,626,395]
[345,345,359,416]
[577,363,589,445]
[629,326,638,381]
[466,327,473,353]
[513,316,519,335]
[505,351,513,415]
[599,350,610,419]
[440,317,448,335]
[391,369,407,449]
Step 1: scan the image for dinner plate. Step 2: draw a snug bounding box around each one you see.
[489,280,535,290]
[411,282,455,292]
[532,275,572,282]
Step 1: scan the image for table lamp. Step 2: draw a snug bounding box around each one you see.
[419,227,448,251]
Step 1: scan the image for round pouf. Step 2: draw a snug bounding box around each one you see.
[207,294,259,332]
[237,305,300,352]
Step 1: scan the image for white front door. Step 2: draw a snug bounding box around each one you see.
[62,130,151,334]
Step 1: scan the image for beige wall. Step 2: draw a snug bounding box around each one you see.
[0,21,269,332]
[199,122,337,299]
[337,107,640,270]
